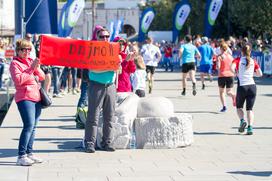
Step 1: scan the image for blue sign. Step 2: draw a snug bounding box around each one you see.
[172,0,191,43]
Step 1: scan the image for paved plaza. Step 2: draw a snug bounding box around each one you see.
[0,69,271,181]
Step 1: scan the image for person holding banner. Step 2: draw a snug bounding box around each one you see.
[84,28,118,153]
[9,39,45,166]
[231,44,262,135]
[113,36,136,92]
[179,35,201,96]
[141,37,161,94]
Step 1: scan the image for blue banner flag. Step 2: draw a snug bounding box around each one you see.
[108,21,115,41]
[204,0,223,37]
[172,0,191,43]
[138,7,156,42]
[58,0,85,37]
[15,0,58,35]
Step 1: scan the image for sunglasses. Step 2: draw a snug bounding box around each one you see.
[20,48,32,52]
[99,35,110,39]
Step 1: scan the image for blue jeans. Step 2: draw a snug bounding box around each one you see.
[52,67,61,94]
[77,81,88,108]
[17,100,41,156]
[0,63,4,88]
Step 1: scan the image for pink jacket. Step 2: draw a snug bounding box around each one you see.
[117,52,136,92]
[10,57,45,103]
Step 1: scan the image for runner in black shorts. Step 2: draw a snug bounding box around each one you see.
[236,84,256,111]
[182,62,195,73]
[231,43,262,135]
[146,65,156,75]
[218,77,234,88]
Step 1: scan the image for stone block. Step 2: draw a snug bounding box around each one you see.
[97,93,139,149]
[137,97,174,118]
[134,113,193,149]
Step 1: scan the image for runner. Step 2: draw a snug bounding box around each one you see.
[231,43,262,135]
[179,35,201,96]
[217,42,236,112]
[141,37,161,94]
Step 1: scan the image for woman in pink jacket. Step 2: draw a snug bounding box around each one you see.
[113,37,136,92]
[9,39,45,166]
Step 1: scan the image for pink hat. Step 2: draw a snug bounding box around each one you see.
[92,25,103,40]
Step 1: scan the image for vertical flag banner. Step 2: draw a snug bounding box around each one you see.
[172,0,191,43]
[15,0,58,35]
[113,19,124,39]
[204,0,223,37]
[108,21,115,41]
[58,0,85,37]
[138,7,156,42]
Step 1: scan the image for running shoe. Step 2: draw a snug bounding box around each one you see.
[247,126,253,135]
[238,119,247,133]
[192,84,197,96]
[220,106,227,112]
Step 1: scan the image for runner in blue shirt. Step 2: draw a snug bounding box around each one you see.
[179,35,201,96]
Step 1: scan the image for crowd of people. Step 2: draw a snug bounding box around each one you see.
[3,27,265,166]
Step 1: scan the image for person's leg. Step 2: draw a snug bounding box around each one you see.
[77,81,88,108]
[200,72,205,89]
[26,102,42,154]
[226,88,236,106]
[181,72,187,95]
[51,67,59,95]
[0,63,4,89]
[219,87,226,109]
[236,86,247,132]
[17,101,37,157]
[44,73,51,94]
[245,85,257,135]
[189,70,197,96]
[71,68,77,90]
[84,82,104,152]
[101,84,116,150]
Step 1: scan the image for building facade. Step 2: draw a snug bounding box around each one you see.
[0,0,14,37]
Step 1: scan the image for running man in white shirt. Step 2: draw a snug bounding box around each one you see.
[141,37,161,93]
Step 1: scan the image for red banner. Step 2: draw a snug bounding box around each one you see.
[39,35,120,71]
[5,49,15,59]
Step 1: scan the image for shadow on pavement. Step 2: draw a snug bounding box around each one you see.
[175,111,220,114]
[231,126,272,130]
[261,94,272,97]
[228,171,272,177]
[1,125,78,130]
[0,139,82,158]
[39,118,75,122]
[194,132,239,136]
[51,105,77,108]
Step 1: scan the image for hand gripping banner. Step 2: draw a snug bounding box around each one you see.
[39,35,120,71]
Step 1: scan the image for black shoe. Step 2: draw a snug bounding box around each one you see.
[84,141,95,153]
[202,84,205,90]
[181,90,186,96]
[100,145,115,152]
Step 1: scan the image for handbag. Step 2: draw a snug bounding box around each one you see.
[34,76,52,109]
[39,86,52,109]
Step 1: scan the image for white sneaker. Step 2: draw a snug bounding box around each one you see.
[16,155,34,166]
[53,93,64,98]
[27,154,43,164]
